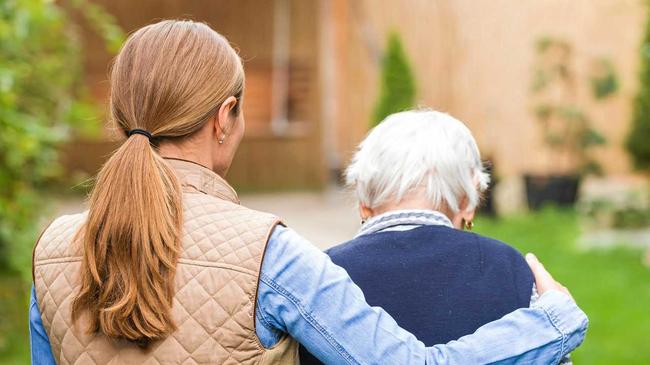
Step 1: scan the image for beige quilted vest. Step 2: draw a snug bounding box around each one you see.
[33,158,299,364]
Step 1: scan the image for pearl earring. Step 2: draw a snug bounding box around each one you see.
[218,134,226,144]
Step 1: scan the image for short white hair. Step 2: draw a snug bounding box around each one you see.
[345,109,490,213]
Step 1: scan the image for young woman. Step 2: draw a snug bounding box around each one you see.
[30,20,587,364]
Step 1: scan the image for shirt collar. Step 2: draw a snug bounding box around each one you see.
[356,209,454,238]
[164,157,240,204]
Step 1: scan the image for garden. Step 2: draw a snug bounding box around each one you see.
[1,0,649,363]
[2,208,648,364]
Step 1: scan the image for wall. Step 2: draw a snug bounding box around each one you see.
[330,0,645,179]
[66,0,325,190]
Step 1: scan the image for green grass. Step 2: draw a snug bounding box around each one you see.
[0,273,30,365]
[1,208,647,363]
[476,208,650,364]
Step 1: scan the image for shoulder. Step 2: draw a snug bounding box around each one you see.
[325,233,378,259]
[33,211,88,264]
[388,225,529,268]
[477,234,527,264]
[461,231,532,283]
[46,211,88,234]
[262,225,334,288]
[182,192,280,231]
[325,238,354,257]
[37,211,87,247]
[267,225,320,257]
[441,227,527,262]
[325,225,460,258]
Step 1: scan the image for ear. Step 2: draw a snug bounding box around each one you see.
[463,208,476,222]
[458,195,476,222]
[215,96,239,135]
[359,204,374,221]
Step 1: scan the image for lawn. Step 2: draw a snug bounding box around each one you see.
[0,274,30,365]
[1,208,647,363]
[476,208,650,364]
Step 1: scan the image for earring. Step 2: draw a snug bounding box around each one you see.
[218,134,226,144]
[464,220,474,230]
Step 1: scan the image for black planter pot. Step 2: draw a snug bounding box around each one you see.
[479,186,497,216]
[524,174,581,210]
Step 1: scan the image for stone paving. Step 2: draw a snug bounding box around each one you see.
[50,187,361,251]
[50,183,650,254]
[241,187,360,250]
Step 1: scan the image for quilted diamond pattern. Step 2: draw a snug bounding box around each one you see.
[33,160,298,364]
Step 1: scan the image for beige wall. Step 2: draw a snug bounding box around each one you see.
[68,0,644,190]
[331,0,645,178]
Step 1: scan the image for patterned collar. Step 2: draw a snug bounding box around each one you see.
[356,209,454,238]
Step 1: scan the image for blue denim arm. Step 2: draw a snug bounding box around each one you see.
[256,226,588,364]
[29,286,56,365]
[426,291,587,364]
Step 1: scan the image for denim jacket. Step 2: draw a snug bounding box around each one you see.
[31,224,588,364]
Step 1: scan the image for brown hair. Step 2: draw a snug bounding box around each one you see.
[72,20,244,347]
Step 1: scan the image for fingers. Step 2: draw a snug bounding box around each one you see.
[526,253,553,293]
[526,253,574,302]
[560,284,574,301]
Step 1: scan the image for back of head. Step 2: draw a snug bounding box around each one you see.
[72,20,244,347]
[345,109,489,214]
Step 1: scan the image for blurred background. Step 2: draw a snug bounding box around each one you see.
[1,0,649,363]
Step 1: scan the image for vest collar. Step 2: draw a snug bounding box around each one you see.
[164,158,240,204]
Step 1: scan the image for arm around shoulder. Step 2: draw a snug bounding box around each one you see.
[257,226,588,365]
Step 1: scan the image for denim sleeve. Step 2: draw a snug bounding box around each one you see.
[531,285,573,365]
[29,286,56,365]
[256,225,588,364]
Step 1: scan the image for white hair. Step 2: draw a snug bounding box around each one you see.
[345,109,490,213]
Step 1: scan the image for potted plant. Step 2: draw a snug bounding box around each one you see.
[627,7,650,265]
[525,37,615,210]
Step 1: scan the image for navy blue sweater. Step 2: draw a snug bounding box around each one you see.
[299,225,534,364]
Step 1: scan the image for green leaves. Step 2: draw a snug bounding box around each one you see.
[591,59,619,100]
[69,0,125,53]
[581,127,606,148]
[628,6,650,172]
[530,36,612,176]
[556,104,588,124]
[0,0,121,276]
[371,32,416,127]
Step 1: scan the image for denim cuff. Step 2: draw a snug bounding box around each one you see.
[533,290,589,356]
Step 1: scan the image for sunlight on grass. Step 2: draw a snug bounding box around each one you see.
[0,275,30,364]
[476,208,650,364]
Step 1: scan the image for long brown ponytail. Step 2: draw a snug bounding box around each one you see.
[72,20,244,346]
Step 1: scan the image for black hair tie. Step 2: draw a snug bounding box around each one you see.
[128,129,153,140]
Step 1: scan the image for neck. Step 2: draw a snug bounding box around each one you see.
[374,197,453,220]
[158,141,217,174]
[371,194,464,229]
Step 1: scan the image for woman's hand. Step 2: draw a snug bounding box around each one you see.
[526,253,574,301]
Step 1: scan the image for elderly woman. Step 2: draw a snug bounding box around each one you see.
[301,109,571,364]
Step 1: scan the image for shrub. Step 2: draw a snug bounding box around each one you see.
[530,36,612,176]
[371,32,416,127]
[628,4,650,172]
[0,0,123,278]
